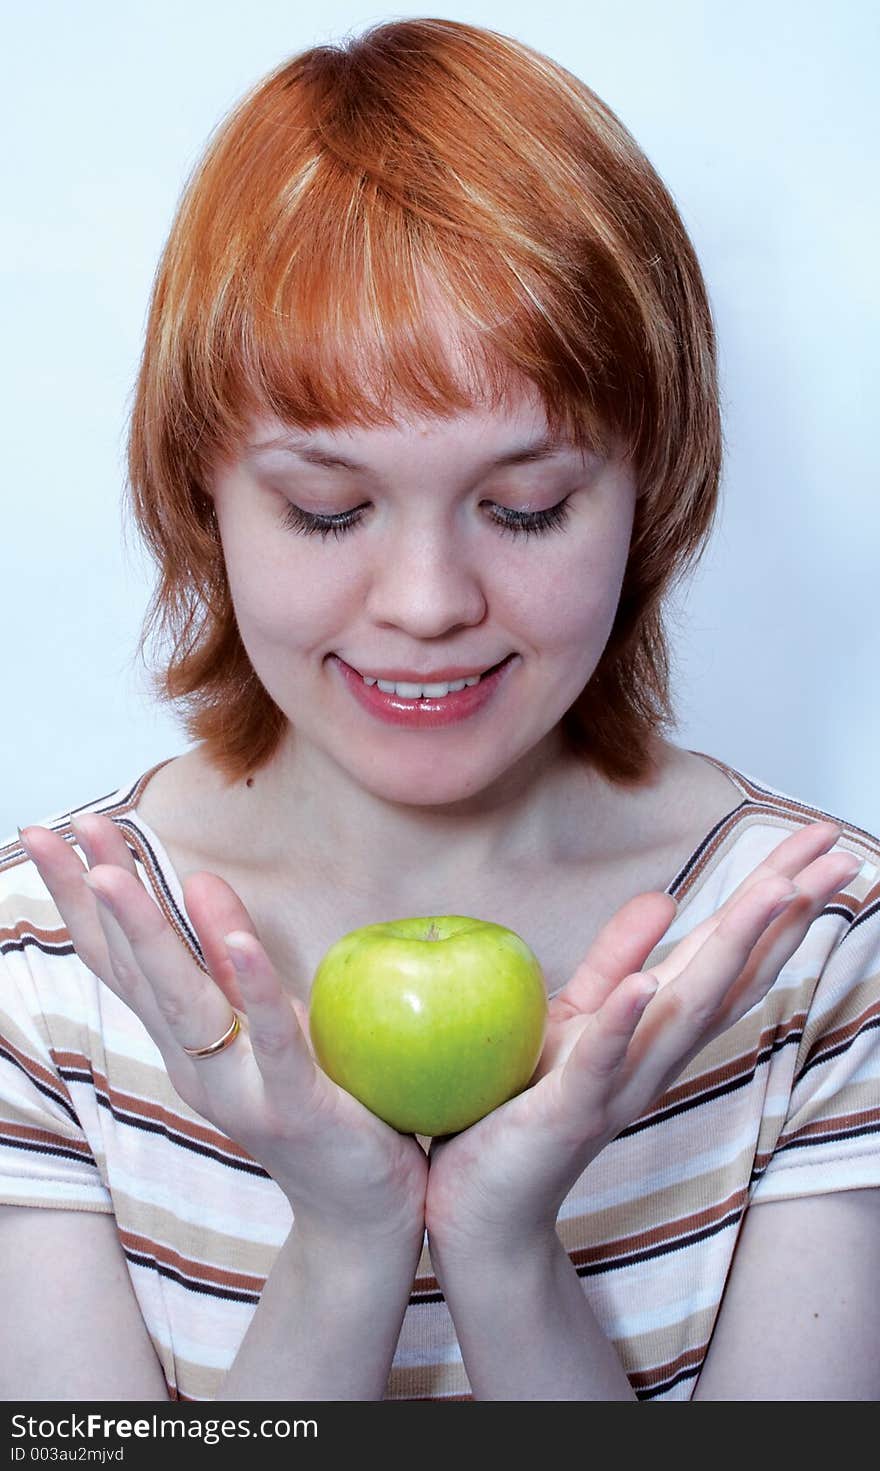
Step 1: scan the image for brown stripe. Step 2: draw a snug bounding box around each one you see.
[566,1185,747,1269]
[386,1360,472,1400]
[0,916,73,948]
[58,1052,259,1165]
[628,1338,707,1394]
[109,819,209,975]
[0,1027,79,1111]
[799,994,880,1070]
[693,754,880,850]
[0,1118,96,1158]
[778,1103,880,1148]
[637,1013,806,1119]
[119,1227,267,1293]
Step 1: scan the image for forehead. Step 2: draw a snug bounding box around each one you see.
[246,382,556,452]
[240,408,609,489]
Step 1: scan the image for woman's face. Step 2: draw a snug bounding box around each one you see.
[209,384,638,806]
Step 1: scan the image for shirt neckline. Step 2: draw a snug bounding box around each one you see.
[95,748,766,973]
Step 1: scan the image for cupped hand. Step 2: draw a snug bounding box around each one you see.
[425,820,862,1256]
[18,814,427,1246]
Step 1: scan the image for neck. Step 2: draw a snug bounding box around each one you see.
[218,725,641,900]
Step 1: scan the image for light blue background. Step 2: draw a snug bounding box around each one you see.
[2,1,877,835]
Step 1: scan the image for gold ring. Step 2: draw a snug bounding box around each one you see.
[182,1012,241,1059]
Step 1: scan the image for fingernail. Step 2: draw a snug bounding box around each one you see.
[634,975,659,1013]
[82,874,116,915]
[224,933,253,973]
[837,862,864,890]
[17,826,34,861]
[768,891,798,922]
[68,815,94,863]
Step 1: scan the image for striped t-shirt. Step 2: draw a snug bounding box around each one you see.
[1,750,878,1401]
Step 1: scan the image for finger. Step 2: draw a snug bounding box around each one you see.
[179,871,264,1012]
[82,865,239,1066]
[552,824,846,1021]
[629,852,861,1096]
[704,846,863,1023]
[553,890,677,1019]
[222,934,315,1108]
[19,822,131,983]
[558,973,659,1122]
[81,869,209,1054]
[84,866,316,1118]
[72,818,248,1013]
[68,813,141,880]
[653,838,862,990]
[732,820,844,893]
[655,820,847,983]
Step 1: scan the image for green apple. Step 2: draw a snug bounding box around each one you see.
[308,915,548,1137]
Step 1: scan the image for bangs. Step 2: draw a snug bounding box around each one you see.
[185,188,626,475]
[164,35,658,480]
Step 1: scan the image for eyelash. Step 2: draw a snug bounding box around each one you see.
[278,497,574,541]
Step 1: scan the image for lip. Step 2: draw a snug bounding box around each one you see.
[340,659,507,682]
[332,653,517,728]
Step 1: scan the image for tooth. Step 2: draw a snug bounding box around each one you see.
[363,671,488,696]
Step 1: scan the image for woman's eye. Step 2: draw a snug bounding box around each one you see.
[278,502,365,540]
[488,498,573,539]
[278,497,574,540]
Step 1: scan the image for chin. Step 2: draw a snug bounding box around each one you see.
[347,754,510,809]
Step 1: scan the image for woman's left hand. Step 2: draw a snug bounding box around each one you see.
[424,820,861,1258]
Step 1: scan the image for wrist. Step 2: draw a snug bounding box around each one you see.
[292,1208,425,1271]
[428,1217,558,1285]
[425,1229,636,1401]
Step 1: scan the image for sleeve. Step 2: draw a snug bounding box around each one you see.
[750,865,880,1204]
[0,942,114,1213]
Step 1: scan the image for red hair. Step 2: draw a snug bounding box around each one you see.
[125,17,722,787]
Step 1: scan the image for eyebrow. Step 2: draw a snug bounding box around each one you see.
[245,431,582,472]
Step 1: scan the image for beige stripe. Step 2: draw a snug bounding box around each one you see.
[780,1099,880,1146]
[112,1187,283,1282]
[798,983,880,1062]
[563,1184,746,1269]
[0,1027,80,1118]
[48,1041,261,1165]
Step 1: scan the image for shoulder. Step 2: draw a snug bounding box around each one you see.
[679,750,880,923]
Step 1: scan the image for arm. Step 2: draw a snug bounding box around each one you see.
[693,1188,880,1401]
[215,1215,422,1401]
[424,823,863,1400]
[431,1190,880,1402]
[429,1228,635,1401]
[0,1203,422,1401]
[8,815,428,1403]
[0,1206,170,1400]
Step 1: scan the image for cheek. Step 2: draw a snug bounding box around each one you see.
[223,538,361,642]
[504,533,630,656]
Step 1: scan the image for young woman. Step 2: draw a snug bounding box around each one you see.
[1,18,877,1402]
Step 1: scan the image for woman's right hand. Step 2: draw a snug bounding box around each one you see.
[18,813,428,1251]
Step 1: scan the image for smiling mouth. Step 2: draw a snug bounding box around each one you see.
[339,659,515,697]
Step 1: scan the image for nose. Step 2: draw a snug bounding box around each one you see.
[362,515,489,638]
